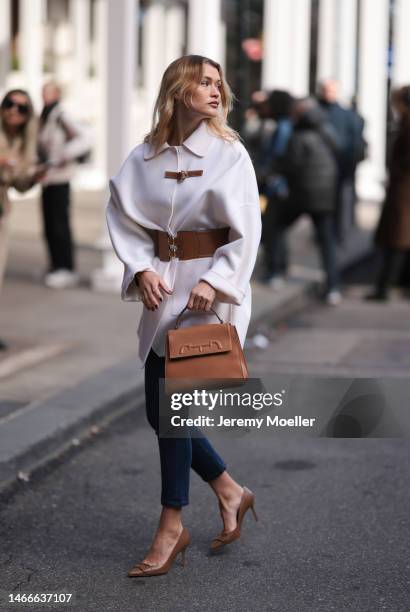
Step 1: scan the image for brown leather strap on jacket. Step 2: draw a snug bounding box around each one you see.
[153,228,230,261]
[164,170,203,182]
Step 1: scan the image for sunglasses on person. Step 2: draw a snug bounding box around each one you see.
[1,98,30,115]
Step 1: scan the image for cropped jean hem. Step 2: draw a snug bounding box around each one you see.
[201,466,227,483]
[161,498,189,508]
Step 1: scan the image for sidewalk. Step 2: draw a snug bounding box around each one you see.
[0,195,376,495]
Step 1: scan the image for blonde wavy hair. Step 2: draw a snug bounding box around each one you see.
[143,55,241,153]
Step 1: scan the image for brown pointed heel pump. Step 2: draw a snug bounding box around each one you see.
[210,486,258,552]
[127,527,190,577]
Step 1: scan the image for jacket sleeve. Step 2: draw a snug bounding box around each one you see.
[281,134,304,178]
[58,112,93,163]
[199,149,262,305]
[105,157,157,302]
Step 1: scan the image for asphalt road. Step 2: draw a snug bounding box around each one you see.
[2,279,410,612]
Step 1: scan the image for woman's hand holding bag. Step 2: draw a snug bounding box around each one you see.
[187,280,216,311]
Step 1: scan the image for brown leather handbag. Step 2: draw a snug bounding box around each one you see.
[165,306,249,394]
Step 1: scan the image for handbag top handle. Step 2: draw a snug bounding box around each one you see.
[175,305,224,329]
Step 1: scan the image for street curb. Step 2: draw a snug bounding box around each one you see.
[0,359,145,498]
[0,238,373,498]
[0,286,311,500]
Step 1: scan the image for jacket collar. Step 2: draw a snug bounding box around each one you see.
[143,120,215,160]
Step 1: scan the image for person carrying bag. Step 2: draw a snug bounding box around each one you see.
[106,55,261,577]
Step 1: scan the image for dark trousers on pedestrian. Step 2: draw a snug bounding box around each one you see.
[334,174,356,244]
[41,183,74,272]
[376,248,406,296]
[144,348,227,508]
[268,206,340,292]
[261,196,288,278]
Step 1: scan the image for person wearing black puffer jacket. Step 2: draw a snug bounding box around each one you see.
[270,97,342,305]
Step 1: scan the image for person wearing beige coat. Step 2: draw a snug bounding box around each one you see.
[106,55,261,578]
[0,89,39,350]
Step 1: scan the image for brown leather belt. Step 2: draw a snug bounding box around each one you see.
[151,228,230,261]
[164,170,203,182]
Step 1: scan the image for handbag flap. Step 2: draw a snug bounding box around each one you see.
[168,323,232,359]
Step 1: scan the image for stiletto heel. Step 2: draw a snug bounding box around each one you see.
[210,486,258,552]
[128,527,190,577]
[180,547,187,566]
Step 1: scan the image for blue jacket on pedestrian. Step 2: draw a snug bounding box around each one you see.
[318,100,362,176]
[260,119,293,199]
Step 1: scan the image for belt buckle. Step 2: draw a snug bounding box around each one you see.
[168,233,178,260]
[177,170,188,182]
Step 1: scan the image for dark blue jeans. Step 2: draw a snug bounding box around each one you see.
[144,348,227,508]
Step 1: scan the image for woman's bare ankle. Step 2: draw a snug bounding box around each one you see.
[218,485,243,510]
[157,524,183,539]
[157,506,183,537]
[209,471,243,508]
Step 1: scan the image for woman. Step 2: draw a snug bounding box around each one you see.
[0,89,39,350]
[106,55,262,577]
[367,86,410,301]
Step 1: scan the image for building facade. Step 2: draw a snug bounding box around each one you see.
[1,0,409,286]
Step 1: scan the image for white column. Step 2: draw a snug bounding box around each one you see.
[164,2,185,66]
[219,18,226,74]
[337,0,357,104]
[91,0,138,292]
[19,0,45,108]
[188,0,223,63]
[392,0,410,87]
[53,22,74,87]
[262,0,310,96]
[70,0,91,100]
[356,0,389,202]
[92,0,108,174]
[291,0,311,96]
[317,0,337,84]
[262,0,284,90]
[317,0,358,104]
[93,0,106,83]
[105,0,136,177]
[143,0,166,125]
[0,0,11,93]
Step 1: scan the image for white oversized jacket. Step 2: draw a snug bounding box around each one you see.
[106,119,262,367]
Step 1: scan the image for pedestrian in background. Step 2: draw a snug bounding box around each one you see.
[242,90,276,183]
[0,89,40,350]
[366,85,410,301]
[277,97,342,305]
[106,54,261,577]
[254,89,294,287]
[37,81,91,290]
[318,79,365,244]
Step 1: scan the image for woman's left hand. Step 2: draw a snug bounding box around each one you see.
[187,281,216,311]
